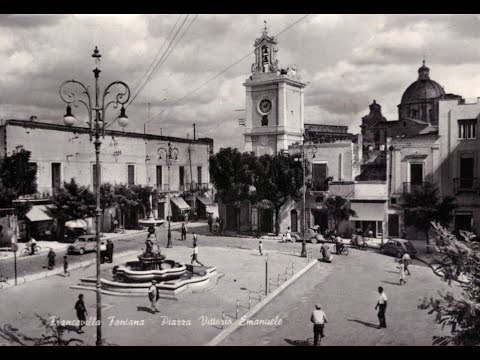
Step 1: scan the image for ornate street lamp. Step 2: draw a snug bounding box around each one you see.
[158,141,179,248]
[59,46,130,346]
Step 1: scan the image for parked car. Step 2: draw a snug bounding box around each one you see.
[67,235,97,255]
[291,228,329,244]
[380,239,417,258]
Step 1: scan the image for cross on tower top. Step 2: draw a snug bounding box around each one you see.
[263,20,268,34]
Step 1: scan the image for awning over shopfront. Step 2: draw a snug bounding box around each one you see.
[170,196,191,211]
[197,195,214,206]
[350,201,386,221]
[65,219,88,229]
[26,205,54,222]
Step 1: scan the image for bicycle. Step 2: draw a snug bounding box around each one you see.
[333,243,349,255]
[22,244,42,257]
[350,236,367,250]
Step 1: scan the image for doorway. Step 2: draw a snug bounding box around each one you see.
[388,214,399,237]
[312,209,328,233]
[290,210,298,232]
[460,157,474,189]
[260,208,273,233]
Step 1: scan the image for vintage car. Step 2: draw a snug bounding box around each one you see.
[379,239,417,258]
[67,235,97,255]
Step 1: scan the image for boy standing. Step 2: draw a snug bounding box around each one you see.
[258,240,263,256]
[63,255,70,277]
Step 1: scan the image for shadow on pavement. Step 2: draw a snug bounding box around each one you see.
[137,306,156,314]
[348,319,380,329]
[284,338,312,346]
[381,281,401,286]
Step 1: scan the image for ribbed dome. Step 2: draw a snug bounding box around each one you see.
[400,61,445,104]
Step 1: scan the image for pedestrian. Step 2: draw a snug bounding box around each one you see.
[286,227,292,242]
[375,286,388,328]
[192,232,198,247]
[30,237,37,255]
[208,215,213,233]
[320,243,333,263]
[310,304,328,346]
[63,255,70,277]
[47,248,56,270]
[99,241,107,264]
[75,294,88,333]
[402,252,411,275]
[148,280,160,313]
[106,239,114,263]
[184,212,189,224]
[181,223,187,241]
[398,259,406,285]
[219,217,224,235]
[191,244,204,266]
[258,240,263,256]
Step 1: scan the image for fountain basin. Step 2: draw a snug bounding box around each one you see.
[113,260,187,282]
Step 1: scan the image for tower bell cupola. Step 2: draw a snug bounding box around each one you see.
[251,21,279,74]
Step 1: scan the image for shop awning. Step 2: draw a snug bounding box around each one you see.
[197,195,214,206]
[65,219,88,229]
[170,197,191,211]
[350,201,386,221]
[26,205,54,222]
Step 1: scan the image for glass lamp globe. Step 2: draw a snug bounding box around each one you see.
[117,106,129,128]
[63,105,76,126]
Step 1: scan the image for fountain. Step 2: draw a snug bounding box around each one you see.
[73,232,218,298]
[138,194,165,228]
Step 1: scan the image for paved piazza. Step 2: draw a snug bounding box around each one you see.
[0,231,457,346]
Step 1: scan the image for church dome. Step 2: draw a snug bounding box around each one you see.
[400,61,445,104]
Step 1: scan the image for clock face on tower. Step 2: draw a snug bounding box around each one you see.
[258,99,272,115]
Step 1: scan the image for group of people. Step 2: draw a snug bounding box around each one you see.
[310,286,389,346]
[100,239,114,264]
[207,215,224,235]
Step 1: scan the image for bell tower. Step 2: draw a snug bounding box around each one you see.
[243,22,307,155]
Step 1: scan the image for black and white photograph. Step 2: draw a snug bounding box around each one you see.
[0,13,479,347]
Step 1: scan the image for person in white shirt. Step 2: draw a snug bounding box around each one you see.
[99,241,107,264]
[310,304,328,346]
[191,244,204,266]
[398,260,406,285]
[148,280,160,313]
[29,238,37,255]
[286,227,292,243]
[402,252,411,275]
[375,287,388,328]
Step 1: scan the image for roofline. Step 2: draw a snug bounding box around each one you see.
[1,119,213,145]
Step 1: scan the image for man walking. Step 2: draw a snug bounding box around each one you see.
[192,232,198,247]
[106,239,114,263]
[258,240,263,256]
[75,294,88,333]
[99,241,107,264]
[398,259,406,285]
[375,286,388,328]
[47,248,56,270]
[63,255,70,277]
[30,237,37,255]
[402,252,411,275]
[181,223,187,241]
[191,244,204,266]
[208,215,213,233]
[310,304,328,346]
[148,280,160,313]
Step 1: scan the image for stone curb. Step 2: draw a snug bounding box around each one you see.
[205,259,318,346]
[0,250,139,290]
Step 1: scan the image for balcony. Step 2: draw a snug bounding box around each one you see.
[453,178,480,195]
[185,183,209,192]
[403,182,429,194]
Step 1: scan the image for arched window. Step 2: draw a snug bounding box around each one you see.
[410,109,418,119]
[262,46,269,64]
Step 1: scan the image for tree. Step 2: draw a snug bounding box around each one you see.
[0,148,37,216]
[130,184,154,220]
[401,182,457,245]
[209,148,258,204]
[100,183,116,231]
[418,222,480,346]
[113,184,139,229]
[51,179,96,241]
[323,195,357,231]
[254,153,303,235]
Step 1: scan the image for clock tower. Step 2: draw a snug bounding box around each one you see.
[243,23,307,155]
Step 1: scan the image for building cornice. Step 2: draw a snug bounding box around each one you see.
[2,119,213,146]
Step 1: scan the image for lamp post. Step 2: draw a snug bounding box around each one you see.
[59,46,130,346]
[158,141,179,248]
[264,253,268,295]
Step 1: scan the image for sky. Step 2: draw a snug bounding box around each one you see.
[2,14,480,152]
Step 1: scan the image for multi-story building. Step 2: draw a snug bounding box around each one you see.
[0,119,214,237]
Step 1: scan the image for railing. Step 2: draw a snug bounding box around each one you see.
[403,182,428,194]
[453,178,480,194]
[184,183,209,192]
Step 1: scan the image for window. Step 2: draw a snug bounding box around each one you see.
[156,166,162,187]
[410,109,418,119]
[455,213,473,232]
[127,165,135,185]
[51,163,61,190]
[312,163,327,191]
[197,166,202,186]
[458,119,477,140]
[179,166,185,186]
[409,163,423,185]
[92,164,101,189]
